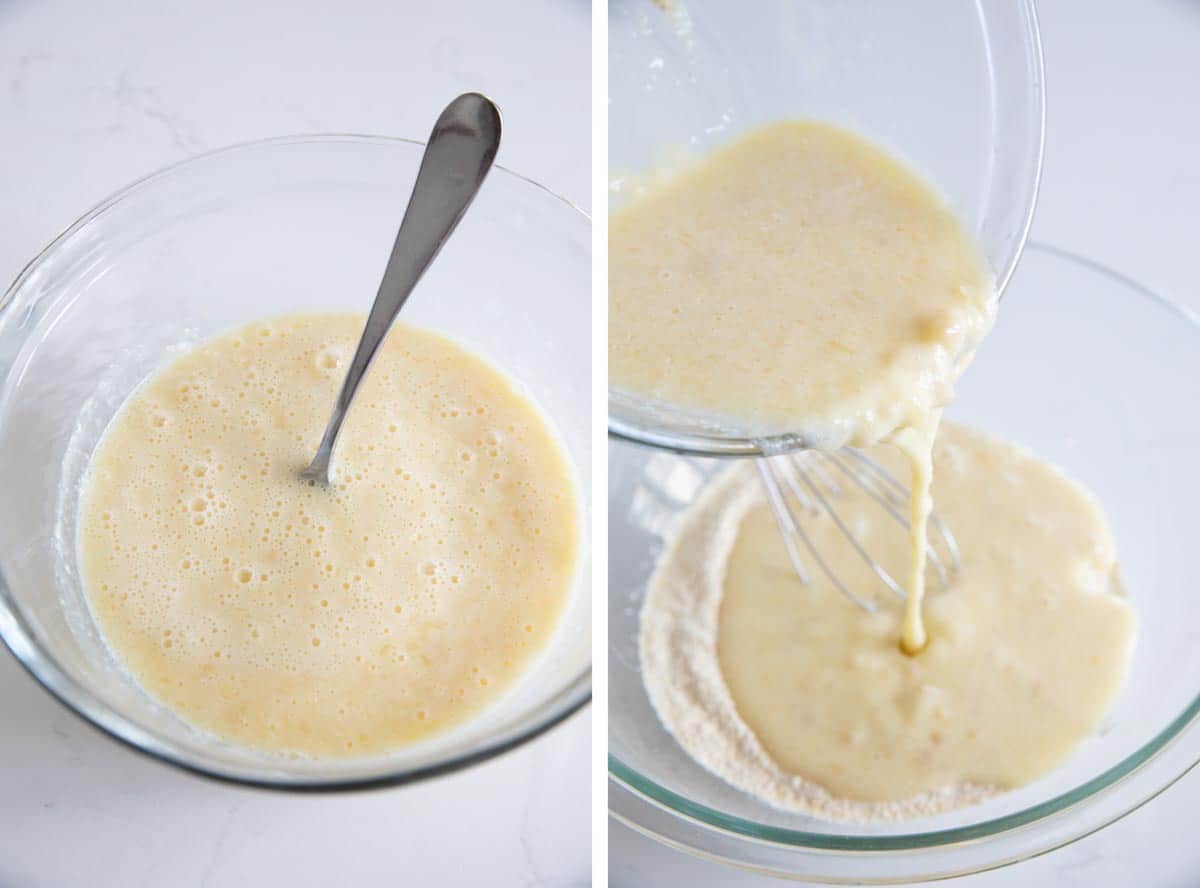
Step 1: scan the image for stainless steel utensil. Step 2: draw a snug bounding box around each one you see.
[302,92,502,485]
[757,448,960,612]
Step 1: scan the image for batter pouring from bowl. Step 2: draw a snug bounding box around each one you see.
[611,120,996,654]
[612,121,1136,817]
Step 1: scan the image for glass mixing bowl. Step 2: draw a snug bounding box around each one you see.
[610,244,1200,881]
[608,0,1045,455]
[0,135,591,789]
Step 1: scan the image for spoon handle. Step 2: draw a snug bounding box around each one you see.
[305,93,502,482]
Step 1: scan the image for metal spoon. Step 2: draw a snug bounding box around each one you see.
[301,92,502,485]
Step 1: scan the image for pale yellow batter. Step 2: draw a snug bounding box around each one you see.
[79,314,578,757]
[641,424,1135,818]
[610,120,995,652]
[622,121,1136,818]
[609,120,995,450]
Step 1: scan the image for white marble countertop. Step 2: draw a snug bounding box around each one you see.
[612,0,1200,885]
[0,2,591,886]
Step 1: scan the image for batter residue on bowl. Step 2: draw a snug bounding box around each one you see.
[79,313,578,757]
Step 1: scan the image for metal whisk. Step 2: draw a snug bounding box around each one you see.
[755,449,960,611]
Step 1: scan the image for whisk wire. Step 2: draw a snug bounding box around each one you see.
[754,459,811,586]
[787,459,906,600]
[839,449,961,574]
[821,453,951,589]
[757,447,961,611]
[758,458,877,612]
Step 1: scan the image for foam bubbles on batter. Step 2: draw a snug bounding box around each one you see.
[79,314,579,757]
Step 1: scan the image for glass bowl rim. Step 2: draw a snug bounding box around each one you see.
[0,132,592,792]
[607,0,1047,457]
[608,243,1200,861]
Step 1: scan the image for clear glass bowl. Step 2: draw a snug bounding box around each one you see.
[608,0,1045,455]
[0,135,591,789]
[609,244,1200,881]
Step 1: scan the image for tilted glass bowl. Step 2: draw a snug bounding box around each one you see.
[607,0,1045,455]
[0,135,591,789]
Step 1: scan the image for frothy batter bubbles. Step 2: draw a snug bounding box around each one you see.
[80,314,579,757]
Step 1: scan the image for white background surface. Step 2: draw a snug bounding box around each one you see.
[611,1,1200,886]
[0,1,591,886]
